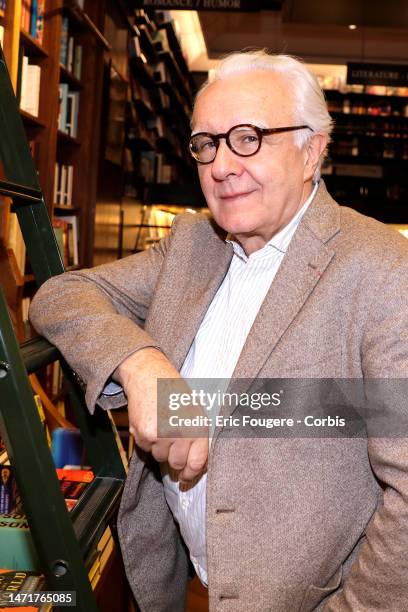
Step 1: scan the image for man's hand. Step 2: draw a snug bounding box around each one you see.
[114,348,208,482]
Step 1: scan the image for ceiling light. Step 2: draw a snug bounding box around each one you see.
[348,24,357,30]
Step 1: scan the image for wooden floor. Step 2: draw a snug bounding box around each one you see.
[186,576,209,612]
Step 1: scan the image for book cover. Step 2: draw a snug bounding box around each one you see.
[56,468,93,483]
[0,568,46,611]
[0,516,40,571]
[51,428,83,469]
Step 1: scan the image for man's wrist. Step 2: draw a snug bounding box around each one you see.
[113,347,163,386]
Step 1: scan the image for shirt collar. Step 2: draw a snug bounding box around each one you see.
[226,181,319,261]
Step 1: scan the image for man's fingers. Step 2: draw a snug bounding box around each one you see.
[179,438,209,482]
[167,439,191,470]
[150,439,172,462]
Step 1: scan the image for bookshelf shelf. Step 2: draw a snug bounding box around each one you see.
[59,64,83,89]
[19,30,48,58]
[54,204,80,212]
[20,110,46,128]
[57,130,81,146]
[63,3,111,50]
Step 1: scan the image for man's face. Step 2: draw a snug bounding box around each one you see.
[192,70,320,254]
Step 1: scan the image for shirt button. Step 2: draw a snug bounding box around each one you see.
[181,497,189,511]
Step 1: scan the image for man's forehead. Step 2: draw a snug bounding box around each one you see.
[191,71,293,132]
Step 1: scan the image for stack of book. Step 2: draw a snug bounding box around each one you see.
[20,0,45,43]
[86,526,115,591]
[60,17,83,79]
[53,163,74,207]
[58,84,79,137]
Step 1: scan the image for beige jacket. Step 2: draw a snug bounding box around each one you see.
[30,182,408,611]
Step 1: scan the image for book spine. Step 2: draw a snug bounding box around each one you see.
[60,17,69,66]
[35,0,45,44]
[0,467,14,513]
[73,45,83,80]
[30,0,37,38]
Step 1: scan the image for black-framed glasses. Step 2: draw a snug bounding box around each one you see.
[189,123,312,164]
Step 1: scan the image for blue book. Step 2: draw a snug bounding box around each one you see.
[30,0,37,38]
[51,428,83,469]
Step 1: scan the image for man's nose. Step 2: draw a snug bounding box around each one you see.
[210,140,243,181]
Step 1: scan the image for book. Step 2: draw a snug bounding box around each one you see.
[0,466,14,513]
[67,36,74,73]
[0,26,4,48]
[52,218,69,265]
[60,17,69,66]
[20,64,41,116]
[55,214,78,265]
[73,45,82,80]
[57,83,69,132]
[0,515,41,571]
[35,0,45,44]
[51,428,84,469]
[0,568,48,611]
[66,91,79,137]
[33,395,51,448]
[30,0,37,38]
[56,468,93,483]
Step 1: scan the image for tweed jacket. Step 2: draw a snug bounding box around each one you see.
[30,181,408,611]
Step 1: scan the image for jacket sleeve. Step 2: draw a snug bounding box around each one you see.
[324,253,408,611]
[29,229,173,414]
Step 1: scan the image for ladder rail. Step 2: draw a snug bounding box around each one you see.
[0,42,128,609]
[0,289,98,612]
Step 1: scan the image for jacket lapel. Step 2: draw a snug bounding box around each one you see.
[225,182,341,406]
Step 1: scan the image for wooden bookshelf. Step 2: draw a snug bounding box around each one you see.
[323,88,408,223]
[0,0,110,274]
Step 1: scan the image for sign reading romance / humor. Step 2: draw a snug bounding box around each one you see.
[134,0,282,11]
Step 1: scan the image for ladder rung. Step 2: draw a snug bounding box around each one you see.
[0,179,42,203]
[20,336,60,373]
[70,476,124,559]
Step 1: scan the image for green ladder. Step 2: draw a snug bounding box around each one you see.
[0,46,126,610]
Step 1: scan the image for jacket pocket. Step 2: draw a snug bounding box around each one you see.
[299,565,343,612]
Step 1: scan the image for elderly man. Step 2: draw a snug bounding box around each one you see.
[30,51,408,611]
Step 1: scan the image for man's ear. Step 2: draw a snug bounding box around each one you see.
[303,134,328,182]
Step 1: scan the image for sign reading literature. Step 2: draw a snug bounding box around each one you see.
[347,62,408,87]
[134,0,282,11]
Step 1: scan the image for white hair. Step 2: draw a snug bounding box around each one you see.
[194,50,333,181]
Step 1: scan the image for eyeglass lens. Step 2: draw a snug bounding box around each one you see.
[190,125,261,163]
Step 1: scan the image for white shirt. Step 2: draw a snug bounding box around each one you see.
[161,184,318,585]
